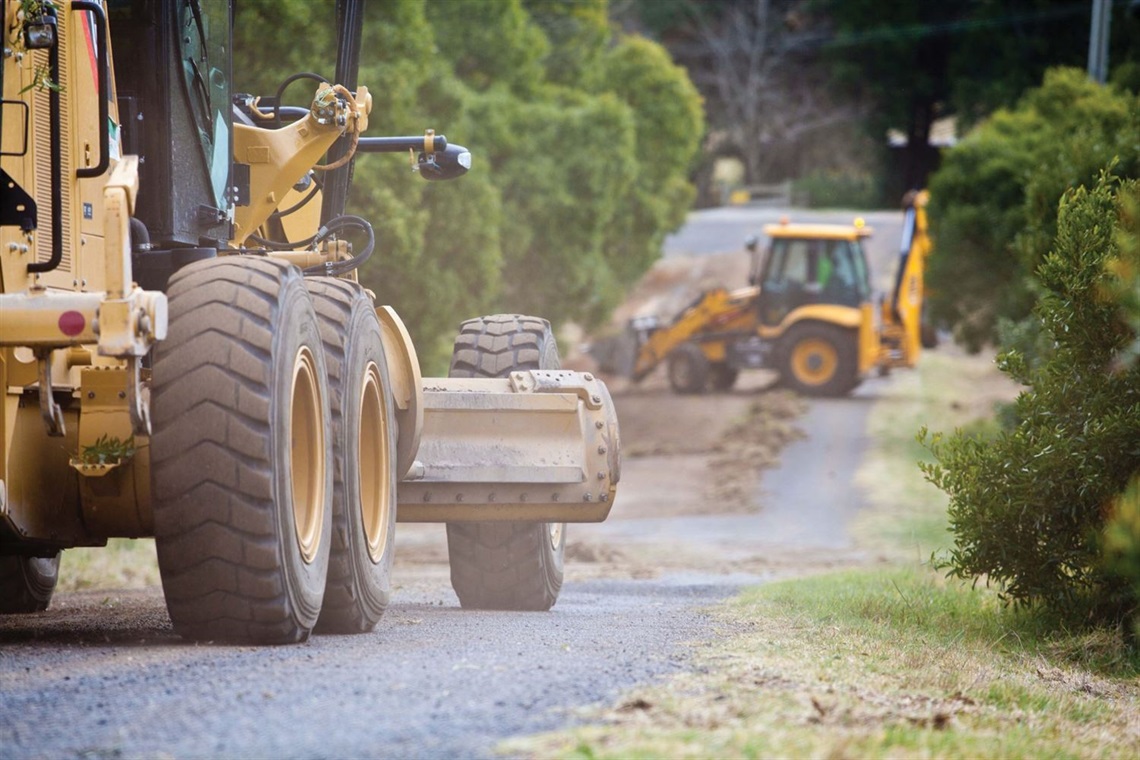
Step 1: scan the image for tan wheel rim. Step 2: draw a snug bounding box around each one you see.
[290,346,325,564]
[791,337,838,386]
[359,361,391,563]
[549,523,564,551]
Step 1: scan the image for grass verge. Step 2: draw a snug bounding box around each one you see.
[850,349,1015,560]
[57,538,160,593]
[501,349,1140,759]
[505,566,1138,759]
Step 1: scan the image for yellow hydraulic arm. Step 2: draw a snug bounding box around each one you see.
[631,286,760,380]
[879,189,932,369]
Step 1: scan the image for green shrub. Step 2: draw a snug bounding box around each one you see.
[921,176,1140,626]
[1104,478,1140,644]
[1103,184,1140,643]
[928,68,1140,352]
[793,171,884,210]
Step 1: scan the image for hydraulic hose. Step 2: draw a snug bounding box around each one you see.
[271,72,327,127]
[301,215,375,277]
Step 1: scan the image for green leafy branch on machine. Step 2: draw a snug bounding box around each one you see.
[0,0,619,645]
[595,191,935,396]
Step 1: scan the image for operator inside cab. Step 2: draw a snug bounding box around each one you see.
[758,235,869,326]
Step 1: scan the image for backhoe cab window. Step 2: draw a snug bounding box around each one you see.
[763,237,867,313]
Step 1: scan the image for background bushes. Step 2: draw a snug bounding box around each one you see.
[236,0,703,370]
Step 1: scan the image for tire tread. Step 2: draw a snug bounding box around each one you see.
[152,257,325,644]
[446,315,564,611]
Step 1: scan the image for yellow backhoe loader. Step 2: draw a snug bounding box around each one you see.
[600,192,933,396]
[0,0,619,644]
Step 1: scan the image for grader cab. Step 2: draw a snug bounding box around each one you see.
[0,0,619,643]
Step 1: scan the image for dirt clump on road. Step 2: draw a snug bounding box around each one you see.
[706,390,806,511]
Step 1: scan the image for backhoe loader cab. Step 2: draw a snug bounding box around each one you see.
[740,219,878,396]
[755,221,873,324]
[0,0,619,644]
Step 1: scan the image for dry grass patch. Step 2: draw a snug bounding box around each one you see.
[706,389,806,511]
[503,566,1140,759]
[501,349,1138,759]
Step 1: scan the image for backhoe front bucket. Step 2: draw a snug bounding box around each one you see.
[397,370,620,522]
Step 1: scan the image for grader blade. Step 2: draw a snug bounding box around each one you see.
[397,370,620,522]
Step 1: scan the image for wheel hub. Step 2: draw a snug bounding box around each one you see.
[290,346,325,564]
[359,361,391,564]
[792,338,838,385]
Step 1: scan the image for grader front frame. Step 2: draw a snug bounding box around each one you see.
[0,0,619,643]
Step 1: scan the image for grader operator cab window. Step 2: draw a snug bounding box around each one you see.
[759,236,868,325]
[176,0,231,214]
[107,0,232,244]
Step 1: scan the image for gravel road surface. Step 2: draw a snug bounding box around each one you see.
[0,570,748,759]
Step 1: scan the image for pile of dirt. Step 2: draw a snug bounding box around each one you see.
[566,248,811,524]
[706,389,806,511]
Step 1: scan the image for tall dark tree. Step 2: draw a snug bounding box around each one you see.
[820,1,1087,197]
[616,0,866,201]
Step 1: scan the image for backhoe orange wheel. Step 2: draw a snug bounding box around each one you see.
[780,323,858,397]
[791,337,838,386]
[307,278,398,635]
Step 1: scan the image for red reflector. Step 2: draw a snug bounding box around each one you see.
[59,311,86,336]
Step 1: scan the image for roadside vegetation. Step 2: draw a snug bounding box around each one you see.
[501,352,1140,760]
[927,68,1140,351]
[56,540,159,593]
[924,178,1140,635]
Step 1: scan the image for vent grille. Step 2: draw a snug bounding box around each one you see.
[32,11,73,274]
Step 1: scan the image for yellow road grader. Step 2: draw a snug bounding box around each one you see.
[0,0,620,644]
[601,193,933,396]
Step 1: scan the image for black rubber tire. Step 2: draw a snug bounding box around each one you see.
[151,257,333,644]
[307,278,398,635]
[667,342,710,394]
[445,314,565,611]
[0,553,60,613]
[920,322,940,349]
[779,323,859,397]
[708,362,739,392]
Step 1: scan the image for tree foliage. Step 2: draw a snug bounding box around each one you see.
[922,176,1140,626]
[621,0,1140,204]
[233,0,703,370]
[927,68,1140,351]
